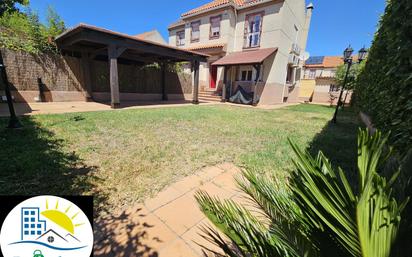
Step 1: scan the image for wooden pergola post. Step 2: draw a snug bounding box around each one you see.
[252,64,261,105]
[221,66,229,102]
[192,60,200,104]
[161,62,168,101]
[108,45,126,108]
[80,51,93,101]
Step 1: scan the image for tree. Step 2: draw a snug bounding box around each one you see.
[335,61,365,91]
[45,5,65,38]
[196,129,410,257]
[0,0,29,16]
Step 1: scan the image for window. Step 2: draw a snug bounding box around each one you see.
[210,15,221,39]
[244,12,263,48]
[329,84,340,92]
[241,70,253,81]
[308,69,316,79]
[286,65,294,83]
[191,21,201,42]
[176,30,185,46]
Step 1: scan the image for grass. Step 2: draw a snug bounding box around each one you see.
[0,104,359,212]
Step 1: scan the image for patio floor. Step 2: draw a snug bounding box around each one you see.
[0,101,299,117]
[0,100,220,117]
[94,163,243,257]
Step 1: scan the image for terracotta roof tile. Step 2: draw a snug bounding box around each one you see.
[134,30,156,40]
[181,0,261,17]
[186,43,226,50]
[212,47,277,66]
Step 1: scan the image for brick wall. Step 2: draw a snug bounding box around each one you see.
[0,48,192,102]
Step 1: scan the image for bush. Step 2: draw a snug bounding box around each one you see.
[355,0,412,154]
[0,5,65,54]
[196,129,411,257]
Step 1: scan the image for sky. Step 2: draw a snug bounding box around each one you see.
[27,0,386,57]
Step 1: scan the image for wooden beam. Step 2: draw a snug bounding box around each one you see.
[81,52,93,100]
[82,30,208,62]
[161,62,168,101]
[221,66,229,102]
[192,60,200,104]
[108,45,121,108]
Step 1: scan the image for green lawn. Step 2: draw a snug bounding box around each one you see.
[0,104,359,212]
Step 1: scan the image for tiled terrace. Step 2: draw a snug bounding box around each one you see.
[94,163,243,257]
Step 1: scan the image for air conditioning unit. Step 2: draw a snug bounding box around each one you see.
[288,54,300,66]
[291,43,301,55]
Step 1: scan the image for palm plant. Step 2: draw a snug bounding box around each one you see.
[196,129,409,257]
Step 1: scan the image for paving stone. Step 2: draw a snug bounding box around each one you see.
[94,206,174,257]
[154,194,205,235]
[172,174,204,194]
[197,181,236,200]
[157,239,199,257]
[145,186,183,212]
[212,171,240,195]
[182,219,226,257]
[197,166,224,182]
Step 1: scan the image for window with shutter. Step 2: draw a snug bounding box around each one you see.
[210,15,221,39]
[191,21,201,42]
[176,31,185,46]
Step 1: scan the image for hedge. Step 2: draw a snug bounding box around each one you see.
[355,0,412,154]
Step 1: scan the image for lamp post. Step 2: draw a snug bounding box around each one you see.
[332,45,367,123]
[0,51,22,128]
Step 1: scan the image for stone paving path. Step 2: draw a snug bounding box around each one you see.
[0,101,217,116]
[94,163,243,257]
[0,101,299,116]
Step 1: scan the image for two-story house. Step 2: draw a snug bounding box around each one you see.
[168,0,313,105]
[299,55,352,105]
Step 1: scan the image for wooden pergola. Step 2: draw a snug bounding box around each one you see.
[55,24,208,108]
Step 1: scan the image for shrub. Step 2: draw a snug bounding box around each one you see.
[196,129,410,257]
[355,0,412,153]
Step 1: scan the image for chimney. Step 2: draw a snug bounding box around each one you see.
[300,3,314,53]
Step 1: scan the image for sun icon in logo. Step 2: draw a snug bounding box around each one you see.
[41,198,85,235]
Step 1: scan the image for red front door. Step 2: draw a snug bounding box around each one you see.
[210,65,217,89]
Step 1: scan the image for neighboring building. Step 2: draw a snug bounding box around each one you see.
[134,30,167,45]
[168,0,314,105]
[300,56,352,105]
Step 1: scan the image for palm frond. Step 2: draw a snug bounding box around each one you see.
[195,191,298,257]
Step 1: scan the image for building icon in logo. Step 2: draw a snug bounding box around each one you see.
[21,208,47,240]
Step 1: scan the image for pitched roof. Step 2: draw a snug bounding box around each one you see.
[168,20,185,30]
[186,43,226,51]
[134,30,157,40]
[181,0,263,17]
[212,48,277,66]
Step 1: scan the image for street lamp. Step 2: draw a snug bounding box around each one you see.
[358,46,368,62]
[0,51,22,128]
[332,45,367,123]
